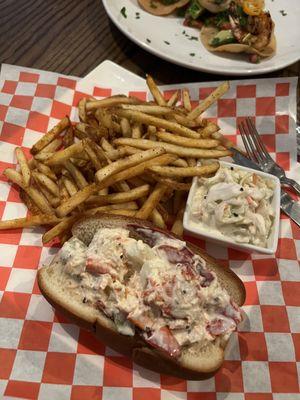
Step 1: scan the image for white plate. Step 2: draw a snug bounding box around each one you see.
[84,60,146,87]
[102,0,300,76]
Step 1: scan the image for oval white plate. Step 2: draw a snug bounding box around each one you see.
[102,0,300,76]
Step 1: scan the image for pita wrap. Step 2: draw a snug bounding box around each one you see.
[200,23,276,58]
[138,0,190,16]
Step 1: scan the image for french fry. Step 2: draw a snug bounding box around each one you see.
[135,182,167,220]
[156,203,174,225]
[83,139,102,170]
[34,181,60,208]
[182,89,192,112]
[97,154,177,191]
[32,171,60,197]
[40,138,62,153]
[108,209,136,217]
[24,187,54,214]
[15,147,31,187]
[119,145,188,168]
[62,176,78,197]
[86,202,138,211]
[78,98,87,122]
[0,215,61,230]
[132,123,142,139]
[64,160,88,189]
[199,122,220,138]
[156,131,220,149]
[146,125,157,141]
[146,75,166,106]
[35,162,57,181]
[114,109,200,139]
[46,141,84,166]
[86,96,140,111]
[34,152,54,162]
[55,183,97,218]
[172,158,188,167]
[167,90,179,107]
[150,208,167,229]
[114,138,231,159]
[171,206,185,237]
[148,163,219,178]
[30,117,69,155]
[120,118,132,137]
[96,148,165,183]
[120,104,172,115]
[173,190,184,215]
[188,81,229,119]
[19,189,41,215]
[42,216,76,243]
[58,178,70,201]
[85,185,150,207]
[172,113,202,129]
[211,131,239,150]
[101,137,115,153]
[148,173,192,191]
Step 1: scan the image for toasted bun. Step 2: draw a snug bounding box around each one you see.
[138,0,190,16]
[38,213,245,380]
[200,24,276,58]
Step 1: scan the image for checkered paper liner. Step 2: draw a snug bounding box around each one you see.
[0,66,299,400]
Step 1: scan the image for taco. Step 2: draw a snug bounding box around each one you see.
[199,1,276,63]
[138,0,190,16]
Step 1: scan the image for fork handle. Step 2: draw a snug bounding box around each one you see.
[281,177,300,196]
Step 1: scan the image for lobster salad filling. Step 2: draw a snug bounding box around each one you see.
[59,226,242,358]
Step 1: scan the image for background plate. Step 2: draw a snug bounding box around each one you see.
[103,0,300,76]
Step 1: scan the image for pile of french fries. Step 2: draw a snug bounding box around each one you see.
[0,76,232,243]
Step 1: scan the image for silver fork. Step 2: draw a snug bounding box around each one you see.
[239,117,300,196]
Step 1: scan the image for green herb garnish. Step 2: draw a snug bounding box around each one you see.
[120,7,127,18]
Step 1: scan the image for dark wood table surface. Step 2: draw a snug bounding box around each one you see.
[1,0,299,85]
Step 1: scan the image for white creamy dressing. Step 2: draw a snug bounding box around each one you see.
[189,166,275,247]
[59,226,242,357]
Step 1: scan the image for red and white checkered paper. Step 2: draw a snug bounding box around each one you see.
[0,66,299,400]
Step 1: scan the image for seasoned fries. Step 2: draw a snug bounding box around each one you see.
[156,131,220,149]
[114,109,201,139]
[1,76,233,243]
[135,182,167,220]
[31,117,69,155]
[15,147,31,187]
[146,74,166,106]
[188,81,229,120]
[114,138,231,159]
[96,148,165,183]
[147,162,219,178]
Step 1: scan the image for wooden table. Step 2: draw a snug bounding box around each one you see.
[1,0,299,85]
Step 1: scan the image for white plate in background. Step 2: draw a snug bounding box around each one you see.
[102,0,300,76]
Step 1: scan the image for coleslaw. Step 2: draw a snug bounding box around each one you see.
[190,165,275,247]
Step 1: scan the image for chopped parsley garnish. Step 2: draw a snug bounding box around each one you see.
[164,41,170,45]
[189,36,198,41]
[120,7,127,18]
[280,10,287,16]
[146,38,151,43]
[190,53,195,56]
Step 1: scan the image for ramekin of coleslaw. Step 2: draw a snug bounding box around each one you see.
[183,161,281,254]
